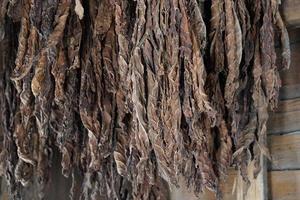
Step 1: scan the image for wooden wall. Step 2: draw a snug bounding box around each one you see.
[266,27,300,200]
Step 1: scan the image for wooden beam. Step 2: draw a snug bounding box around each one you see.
[268,133,300,170]
[268,98,300,134]
[282,0,300,28]
[268,170,300,200]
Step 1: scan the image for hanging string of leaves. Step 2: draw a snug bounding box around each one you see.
[0,0,290,199]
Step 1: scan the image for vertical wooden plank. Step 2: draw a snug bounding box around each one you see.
[236,155,267,200]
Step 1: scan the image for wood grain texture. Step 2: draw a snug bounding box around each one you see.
[282,0,300,28]
[268,170,300,200]
[199,170,300,200]
[279,84,300,100]
[236,156,267,200]
[171,170,237,200]
[268,133,300,170]
[268,98,300,134]
[197,170,300,200]
[175,166,267,200]
[268,32,300,134]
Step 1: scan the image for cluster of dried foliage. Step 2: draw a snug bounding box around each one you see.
[0,0,290,199]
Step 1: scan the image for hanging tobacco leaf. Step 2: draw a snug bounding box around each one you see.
[0,0,290,199]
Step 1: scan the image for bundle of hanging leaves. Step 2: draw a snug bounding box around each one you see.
[0,0,290,199]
